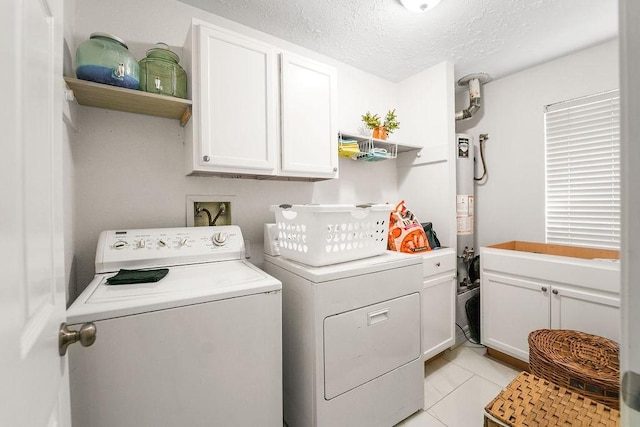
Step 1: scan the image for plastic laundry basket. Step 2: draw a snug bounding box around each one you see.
[271,204,392,266]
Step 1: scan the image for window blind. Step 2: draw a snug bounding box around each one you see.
[544,89,620,249]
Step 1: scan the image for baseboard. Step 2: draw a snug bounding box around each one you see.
[486,347,530,372]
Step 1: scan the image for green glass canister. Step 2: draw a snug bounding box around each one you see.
[139,43,187,99]
[76,33,140,90]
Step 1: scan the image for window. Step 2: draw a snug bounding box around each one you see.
[544,90,620,249]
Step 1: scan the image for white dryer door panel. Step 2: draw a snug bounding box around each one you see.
[323,293,421,399]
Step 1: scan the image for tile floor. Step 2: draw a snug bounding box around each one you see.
[395,342,522,427]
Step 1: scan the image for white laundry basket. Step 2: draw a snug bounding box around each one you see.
[271,204,392,266]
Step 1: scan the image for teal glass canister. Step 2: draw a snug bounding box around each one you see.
[139,43,187,99]
[76,33,140,89]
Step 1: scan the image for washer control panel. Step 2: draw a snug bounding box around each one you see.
[95,225,245,273]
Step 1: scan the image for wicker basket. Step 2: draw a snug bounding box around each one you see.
[528,329,619,409]
[485,371,620,427]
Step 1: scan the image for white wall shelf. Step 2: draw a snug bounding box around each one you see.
[64,77,193,126]
[338,131,421,161]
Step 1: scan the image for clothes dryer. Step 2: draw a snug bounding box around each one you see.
[263,251,424,427]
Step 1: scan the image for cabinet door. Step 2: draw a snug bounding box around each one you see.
[482,272,549,361]
[422,275,455,359]
[551,286,621,343]
[196,25,278,174]
[280,53,338,179]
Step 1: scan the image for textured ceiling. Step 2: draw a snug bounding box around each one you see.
[177,0,617,83]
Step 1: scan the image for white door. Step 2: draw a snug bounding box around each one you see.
[2,0,70,426]
[280,53,338,179]
[620,0,640,424]
[481,272,549,361]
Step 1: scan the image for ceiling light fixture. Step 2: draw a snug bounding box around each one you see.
[399,0,442,13]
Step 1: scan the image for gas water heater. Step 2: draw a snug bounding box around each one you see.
[456,133,475,290]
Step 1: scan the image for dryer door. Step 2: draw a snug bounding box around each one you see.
[323,292,421,399]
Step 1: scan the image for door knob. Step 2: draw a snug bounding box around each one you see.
[59,322,97,356]
[552,289,559,295]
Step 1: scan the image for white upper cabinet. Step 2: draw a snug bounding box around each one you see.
[186,24,278,176]
[184,22,338,180]
[280,53,338,179]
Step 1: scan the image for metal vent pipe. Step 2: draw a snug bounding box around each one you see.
[455,73,491,121]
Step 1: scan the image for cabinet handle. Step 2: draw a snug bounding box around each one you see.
[333,167,338,172]
[435,262,441,267]
[367,308,390,325]
[541,286,548,292]
[203,155,210,162]
[552,289,559,295]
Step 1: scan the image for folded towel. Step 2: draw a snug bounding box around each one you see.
[106,268,169,285]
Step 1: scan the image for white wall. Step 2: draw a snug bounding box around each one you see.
[456,40,619,248]
[69,0,403,295]
[397,61,457,249]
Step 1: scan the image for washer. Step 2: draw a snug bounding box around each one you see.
[67,225,282,427]
[263,250,424,427]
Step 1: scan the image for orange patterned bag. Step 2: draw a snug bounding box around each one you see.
[388,200,431,254]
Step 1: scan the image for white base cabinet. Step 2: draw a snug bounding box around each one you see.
[481,242,620,362]
[184,20,338,180]
[421,248,456,359]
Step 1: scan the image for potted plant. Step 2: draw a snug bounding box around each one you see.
[361,109,400,140]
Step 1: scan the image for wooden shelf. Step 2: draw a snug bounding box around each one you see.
[339,131,422,154]
[64,77,192,126]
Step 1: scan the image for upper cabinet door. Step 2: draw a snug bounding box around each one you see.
[196,25,278,174]
[280,53,338,179]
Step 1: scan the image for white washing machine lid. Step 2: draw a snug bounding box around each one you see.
[263,251,422,283]
[67,260,281,324]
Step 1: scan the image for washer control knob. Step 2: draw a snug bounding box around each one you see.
[158,239,167,248]
[179,237,188,247]
[137,240,146,249]
[113,240,127,250]
[212,232,229,246]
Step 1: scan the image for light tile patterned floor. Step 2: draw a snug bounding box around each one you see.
[396,343,522,427]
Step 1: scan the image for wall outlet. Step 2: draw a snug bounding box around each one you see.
[186,195,236,227]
